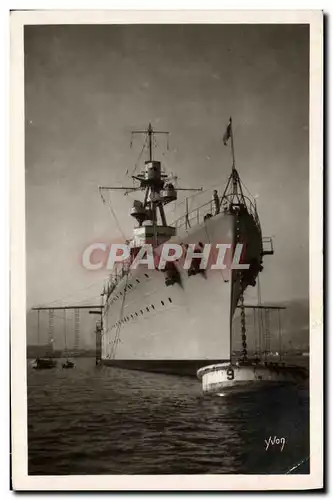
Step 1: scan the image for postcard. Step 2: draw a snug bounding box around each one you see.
[10,9,323,491]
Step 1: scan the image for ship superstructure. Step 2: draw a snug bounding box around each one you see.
[99,121,270,375]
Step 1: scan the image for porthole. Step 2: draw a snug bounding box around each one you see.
[136,279,140,283]
[161,301,164,306]
[144,273,149,278]
[140,310,143,314]
[151,304,155,310]
[146,306,149,312]
[135,312,138,317]
[168,297,172,303]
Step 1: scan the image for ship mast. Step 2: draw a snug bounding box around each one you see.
[131,122,169,163]
[148,122,153,162]
[230,118,238,197]
[130,122,170,232]
[99,123,202,249]
[222,117,250,363]
[221,117,246,205]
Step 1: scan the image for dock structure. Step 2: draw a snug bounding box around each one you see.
[31,304,104,361]
[235,304,286,360]
[32,305,103,310]
[197,304,308,395]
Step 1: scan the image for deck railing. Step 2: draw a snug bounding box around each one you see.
[171,198,215,230]
[171,194,261,232]
[105,191,262,298]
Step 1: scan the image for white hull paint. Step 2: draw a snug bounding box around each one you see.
[197,362,309,394]
[102,210,262,374]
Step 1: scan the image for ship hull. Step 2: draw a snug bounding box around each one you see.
[101,210,262,376]
[101,359,228,377]
[197,362,309,394]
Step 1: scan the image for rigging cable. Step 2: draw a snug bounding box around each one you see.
[131,135,148,177]
[63,309,67,357]
[257,273,263,358]
[253,307,258,357]
[37,310,40,345]
[110,271,130,359]
[34,277,107,309]
[101,190,127,242]
[277,308,283,360]
[239,177,253,198]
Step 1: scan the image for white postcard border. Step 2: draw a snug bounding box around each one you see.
[10,9,323,491]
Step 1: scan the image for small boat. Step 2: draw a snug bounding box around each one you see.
[32,357,57,370]
[62,359,75,369]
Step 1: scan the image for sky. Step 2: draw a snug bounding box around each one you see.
[24,24,309,347]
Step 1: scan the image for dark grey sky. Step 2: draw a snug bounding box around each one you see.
[25,24,309,344]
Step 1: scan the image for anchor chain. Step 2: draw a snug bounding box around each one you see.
[236,213,248,362]
[239,287,248,362]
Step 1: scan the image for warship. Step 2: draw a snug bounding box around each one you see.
[97,119,276,378]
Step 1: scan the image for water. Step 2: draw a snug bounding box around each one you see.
[28,358,309,475]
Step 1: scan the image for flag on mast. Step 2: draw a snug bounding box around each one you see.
[223,117,232,146]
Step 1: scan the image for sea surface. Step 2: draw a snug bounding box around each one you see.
[28,358,309,475]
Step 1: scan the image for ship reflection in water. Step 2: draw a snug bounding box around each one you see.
[28,358,309,475]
